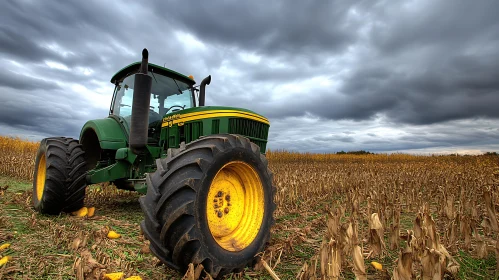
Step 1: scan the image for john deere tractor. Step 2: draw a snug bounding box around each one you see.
[32,49,275,278]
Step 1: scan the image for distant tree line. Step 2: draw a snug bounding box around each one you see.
[336,150,373,155]
[483,152,498,156]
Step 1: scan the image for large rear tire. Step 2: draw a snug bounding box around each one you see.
[33,137,87,215]
[140,134,275,278]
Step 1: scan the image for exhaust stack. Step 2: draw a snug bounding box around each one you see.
[129,48,152,155]
[198,75,211,106]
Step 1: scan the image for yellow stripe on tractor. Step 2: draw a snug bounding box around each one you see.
[161,110,270,127]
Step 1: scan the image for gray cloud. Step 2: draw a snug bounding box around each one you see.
[0,0,498,153]
[314,134,355,143]
[0,70,61,91]
[156,1,364,56]
[268,116,499,153]
[0,87,106,137]
[197,1,499,125]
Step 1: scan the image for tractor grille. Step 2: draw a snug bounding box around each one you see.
[184,121,203,143]
[228,118,269,152]
[211,119,220,134]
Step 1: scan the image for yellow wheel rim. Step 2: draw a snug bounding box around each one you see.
[36,153,46,201]
[206,161,265,251]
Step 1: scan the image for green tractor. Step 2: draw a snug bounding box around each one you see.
[32,49,275,278]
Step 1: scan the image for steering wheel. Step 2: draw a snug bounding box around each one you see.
[165,105,185,113]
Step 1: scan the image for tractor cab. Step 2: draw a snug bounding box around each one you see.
[109,63,197,145]
[109,62,196,132]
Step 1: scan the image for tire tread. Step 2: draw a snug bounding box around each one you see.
[33,137,87,214]
[140,134,276,278]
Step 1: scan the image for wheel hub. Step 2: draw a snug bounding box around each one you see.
[212,191,232,218]
[206,161,264,251]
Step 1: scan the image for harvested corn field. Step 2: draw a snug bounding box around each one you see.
[0,137,498,279]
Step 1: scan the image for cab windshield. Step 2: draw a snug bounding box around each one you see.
[111,72,193,124]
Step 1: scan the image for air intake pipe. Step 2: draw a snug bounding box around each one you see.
[198,75,211,106]
[129,48,152,155]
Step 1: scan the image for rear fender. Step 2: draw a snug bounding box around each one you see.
[79,117,128,150]
[80,117,128,170]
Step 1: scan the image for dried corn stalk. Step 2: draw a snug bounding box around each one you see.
[421,248,445,280]
[483,190,499,232]
[438,244,460,277]
[460,214,472,250]
[340,222,354,254]
[352,245,366,280]
[182,263,195,280]
[296,257,317,280]
[320,239,341,280]
[444,194,455,220]
[369,213,385,257]
[296,261,310,280]
[445,216,458,252]
[326,207,344,240]
[390,206,400,250]
[393,247,412,280]
[423,213,439,250]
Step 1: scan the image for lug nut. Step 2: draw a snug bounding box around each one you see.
[217,211,223,218]
[217,191,223,197]
[225,195,230,201]
[224,207,229,214]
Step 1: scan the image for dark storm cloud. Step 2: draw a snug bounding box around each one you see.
[0,1,117,68]
[173,1,499,125]
[0,0,205,80]
[335,53,499,124]
[370,1,499,55]
[314,134,354,143]
[0,0,498,153]
[329,1,499,124]
[0,25,57,62]
[0,0,206,138]
[0,70,61,91]
[155,1,364,56]
[0,87,107,137]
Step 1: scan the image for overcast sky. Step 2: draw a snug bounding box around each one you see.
[1,0,498,154]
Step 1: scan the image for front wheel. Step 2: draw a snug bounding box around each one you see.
[139,134,275,278]
[33,137,87,214]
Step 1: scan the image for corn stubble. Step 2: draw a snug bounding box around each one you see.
[268,150,499,280]
[1,138,499,279]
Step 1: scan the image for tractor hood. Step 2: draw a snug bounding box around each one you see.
[161,106,269,128]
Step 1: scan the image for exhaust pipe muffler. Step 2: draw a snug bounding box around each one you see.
[129,48,152,155]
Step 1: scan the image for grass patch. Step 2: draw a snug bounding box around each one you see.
[276,212,300,223]
[456,251,498,280]
[0,175,31,193]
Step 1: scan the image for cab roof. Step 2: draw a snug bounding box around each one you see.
[110,62,196,86]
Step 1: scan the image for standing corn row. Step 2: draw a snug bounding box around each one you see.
[0,136,38,180]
